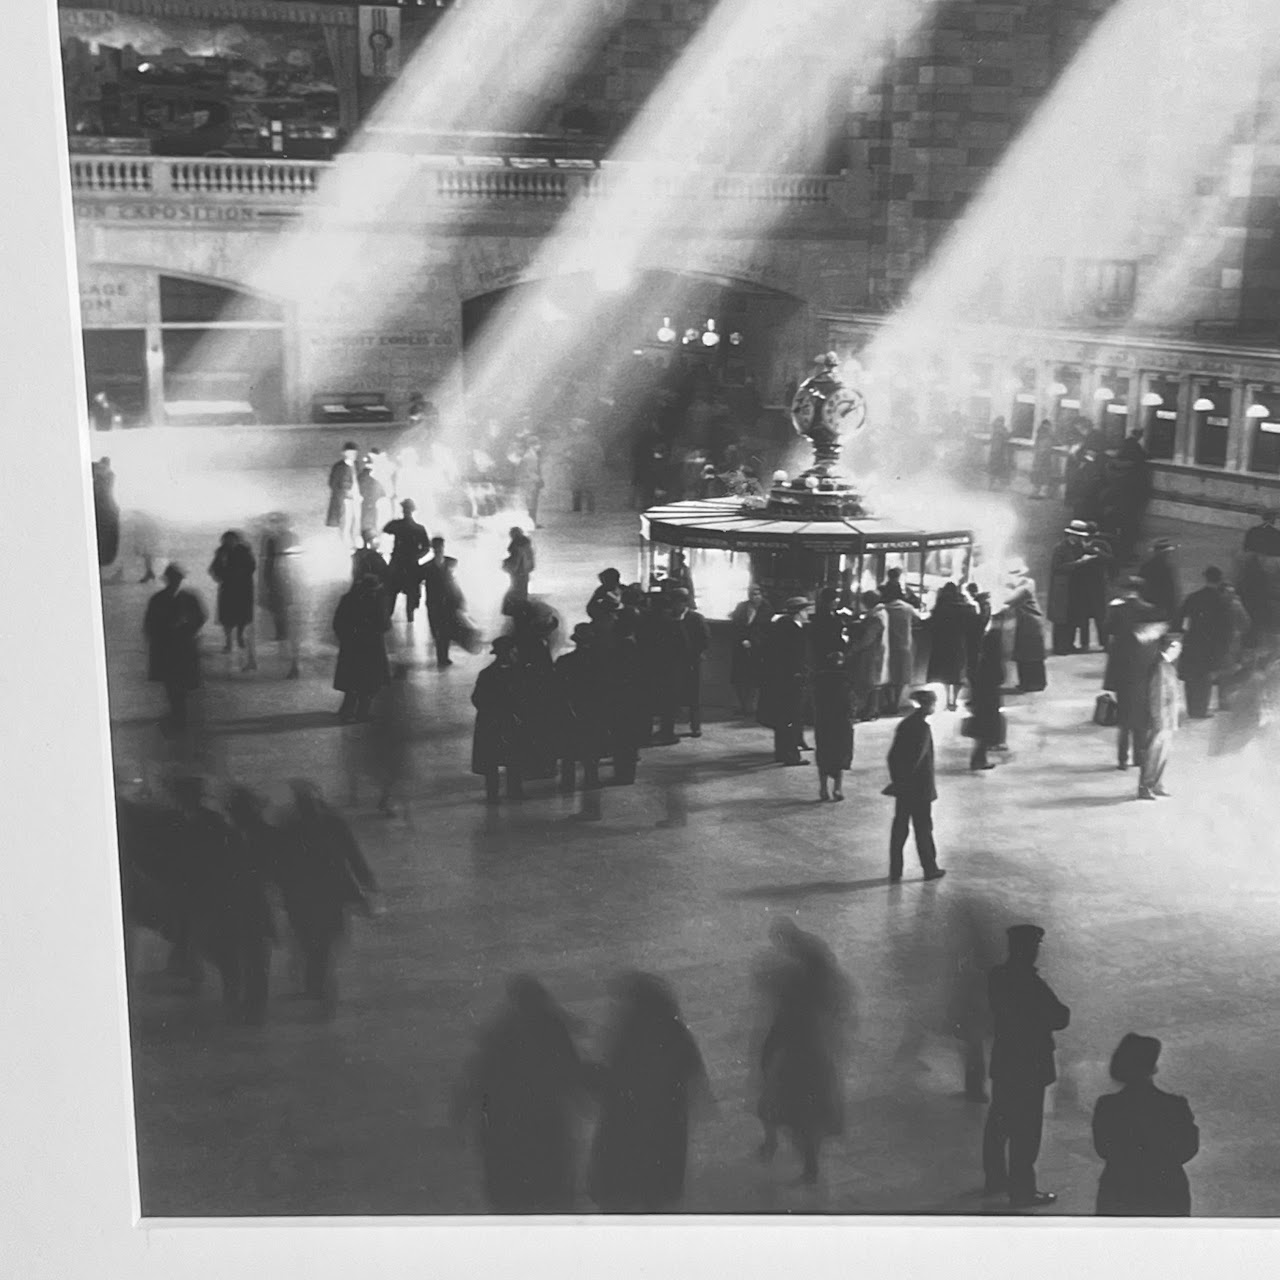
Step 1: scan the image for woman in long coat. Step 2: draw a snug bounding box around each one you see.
[1093,1033,1199,1216]
[1001,564,1047,692]
[588,972,710,1212]
[812,650,854,801]
[209,530,256,659]
[926,582,971,711]
[883,595,922,713]
[332,573,391,722]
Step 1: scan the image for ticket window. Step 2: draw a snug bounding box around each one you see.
[1192,384,1231,468]
[1141,376,1179,460]
[1010,366,1037,440]
[1247,388,1280,476]
[1052,366,1082,437]
[1096,374,1131,447]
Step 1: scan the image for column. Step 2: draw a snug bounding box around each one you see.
[1035,358,1057,435]
[144,326,164,428]
[1173,374,1195,465]
[1226,380,1248,472]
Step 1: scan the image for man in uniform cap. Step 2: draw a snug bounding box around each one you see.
[884,689,945,883]
[982,923,1071,1209]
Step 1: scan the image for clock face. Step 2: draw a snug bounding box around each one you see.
[824,386,867,433]
[790,391,816,432]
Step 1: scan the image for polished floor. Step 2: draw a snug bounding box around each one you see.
[102,473,1280,1217]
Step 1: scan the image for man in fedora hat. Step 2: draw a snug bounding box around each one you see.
[651,586,710,744]
[982,923,1070,1209]
[1138,538,1182,622]
[143,563,207,732]
[382,497,431,624]
[884,689,945,883]
[470,635,527,803]
[759,597,812,764]
[1048,520,1100,654]
[1104,576,1161,769]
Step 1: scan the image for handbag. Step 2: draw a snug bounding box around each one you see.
[959,715,977,739]
[1093,691,1118,727]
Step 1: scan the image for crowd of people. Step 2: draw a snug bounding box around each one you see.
[452,918,1198,1216]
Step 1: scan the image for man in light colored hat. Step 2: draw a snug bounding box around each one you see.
[982,923,1070,1210]
[759,596,812,764]
[1047,519,1099,654]
[884,689,945,883]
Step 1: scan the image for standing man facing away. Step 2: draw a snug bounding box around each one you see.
[982,924,1070,1210]
[884,689,945,883]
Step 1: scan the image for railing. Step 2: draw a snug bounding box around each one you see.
[71,154,843,208]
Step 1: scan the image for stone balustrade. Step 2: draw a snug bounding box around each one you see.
[70,153,848,214]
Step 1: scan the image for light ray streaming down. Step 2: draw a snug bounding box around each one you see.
[188,0,617,403]
[854,0,1280,481]
[458,0,940,430]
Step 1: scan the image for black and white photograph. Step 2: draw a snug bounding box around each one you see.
[12,0,1280,1270]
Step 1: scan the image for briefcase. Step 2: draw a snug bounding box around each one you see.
[1093,691,1118,727]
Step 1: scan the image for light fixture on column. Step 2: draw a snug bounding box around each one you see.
[728,331,743,346]
[1140,392,1163,407]
[1048,381,1068,397]
[682,327,699,345]
[656,317,675,344]
[1246,402,1270,418]
[1193,397,1215,411]
[1094,386,1115,401]
[701,319,720,348]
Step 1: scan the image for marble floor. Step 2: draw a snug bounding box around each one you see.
[101,475,1280,1218]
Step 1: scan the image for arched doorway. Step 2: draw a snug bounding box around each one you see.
[460,268,808,474]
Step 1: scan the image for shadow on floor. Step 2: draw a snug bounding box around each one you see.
[1028,794,1135,809]
[210,710,349,735]
[728,876,893,901]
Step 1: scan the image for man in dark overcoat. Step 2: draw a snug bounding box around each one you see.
[652,587,710,744]
[729,584,773,716]
[1138,538,1182,621]
[1103,577,1160,770]
[555,624,609,793]
[1177,566,1232,718]
[332,573,391,722]
[421,536,459,668]
[471,635,528,803]
[143,563,207,731]
[982,923,1070,1209]
[884,689,945,883]
[759,597,811,764]
[1047,521,1098,653]
[326,441,360,549]
[382,498,431,623]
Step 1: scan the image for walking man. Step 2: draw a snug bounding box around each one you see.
[982,924,1071,1210]
[884,689,945,883]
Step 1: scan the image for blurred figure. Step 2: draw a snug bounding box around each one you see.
[1080,523,1115,651]
[753,921,851,1185]
[1215,580,1253,710]
[1111,429,1153,563]
[944,899,999,1102]
[1028,419,1056,499]
[369,660,416,817]
[258,512,302,679]
[729,584,772,717]
[1237,508,1280,642]
[587,972,711,1212]
[454,976,588,1213]
[471,635,528,803]
[1138,538,1182,622]
[810,586,852,665]
[885,690,945,883]
[208,530,256,668]
[143,564,206,732]
[987,415,1012,490]
[129,507,162,584]
[759,597,812,765]
[1093,1034,1199,1217]
[326,440,361,549]
[966,619,1005,771]
[332,573,392,723]
[926,582,970,712]
[421,537,458,668]
[511,434,545,528]
[849,590,889,720]
[982,924,1070,1210]
[566,417,606,515]
[1001,561,1047,693]
[502,526,535,614]
[382,498,431,624]
[1137,630,1182,800]
[812,649,853,801]
[92,457,120,575]
[168,775,274,1025]
[963,583,991,692]
[1176,566,1232,718]
[359,447,393,542]
[276,780,379,1005]
[1103,576,1160,770]
[587,567,623,622]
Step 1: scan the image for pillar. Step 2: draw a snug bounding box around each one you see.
[1226,380,1247,472]
[1173,374,1195,465]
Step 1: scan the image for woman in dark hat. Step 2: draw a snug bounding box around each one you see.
[812,649,854,801]
[208,530,256,665]
[1092,1033,1199,1216]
